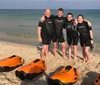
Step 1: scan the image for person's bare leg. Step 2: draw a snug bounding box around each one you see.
[53,42,57,56]
[74,45,78,61]
[68,45,72,59]
[82,47,85,62]
[41,45,47,60]
[45,45,49,57]
[61,42,67,59]
[85,47,90,64]
[82,47,86,62]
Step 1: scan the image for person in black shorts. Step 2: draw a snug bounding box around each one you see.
[38,9,54,59]
[52,8,67,59]
[64,13,78,61]
[77,15,94,64]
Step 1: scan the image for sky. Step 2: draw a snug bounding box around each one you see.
[0,0,100,9]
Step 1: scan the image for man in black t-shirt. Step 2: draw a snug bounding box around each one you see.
[38,9,54,59]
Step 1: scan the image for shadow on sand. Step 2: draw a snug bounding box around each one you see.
[49,43,83,61]
[20,72,48,85]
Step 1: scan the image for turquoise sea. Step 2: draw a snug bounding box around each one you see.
[0,9,100,51]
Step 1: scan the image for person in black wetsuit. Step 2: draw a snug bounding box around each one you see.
[40,8,67,59]
[52,8,67,59]
[64,13,78,61]
[77,15,94,64]
[38,9,54,59]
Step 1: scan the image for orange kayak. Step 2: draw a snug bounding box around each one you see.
[0,55,24,72]
[94,74,100,85]
[48,65,79,85]
[15,59,46,80]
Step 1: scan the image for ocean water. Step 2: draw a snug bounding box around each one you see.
[0,9,100,45]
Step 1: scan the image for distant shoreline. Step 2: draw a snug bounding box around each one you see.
[0,9,100,10]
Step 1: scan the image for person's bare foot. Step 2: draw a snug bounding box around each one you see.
[86,60,90,64]
[63,56,68,60]
[45,54,49,58]
[85,57,87,62]
[74,58,78,63]
[53,51,57,56]
[74,57,77,61]
[74,61,78,64]
[68,56,71,60]
[82,58,86,63]
[54,53,57,57]
[45,56,49,58]
[40,57,44,60]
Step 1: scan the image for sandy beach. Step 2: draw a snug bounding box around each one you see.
[0,40,99,85]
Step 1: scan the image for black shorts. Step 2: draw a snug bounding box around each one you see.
[41,32,51,45]
[52,34,65,43]
[67,36,78,45]
[80,37,91,47]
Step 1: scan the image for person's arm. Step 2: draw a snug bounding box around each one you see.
[72,19,78,31]
[89,30,93,40]
[84,19,92,27]
[37,22,43,42]
[89,27,94,51]
[74,19,78,25]
[40,15,56,22]
[37,26,42,42]
[40,15,45,22]
[88,26,94,44]
[86,22,93,39]
[89,30,94,44]
[74,18,92,26]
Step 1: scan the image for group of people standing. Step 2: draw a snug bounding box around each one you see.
[37,8,94,64]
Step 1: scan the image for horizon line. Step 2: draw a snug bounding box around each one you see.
[0,8,100,10]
